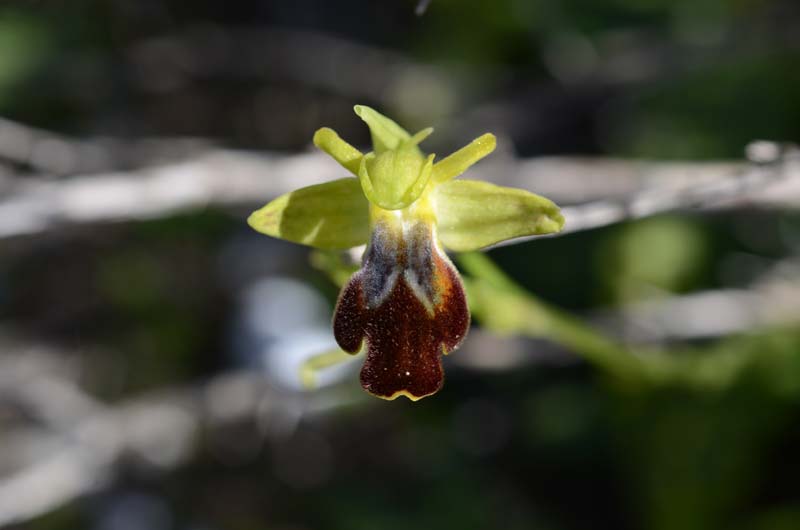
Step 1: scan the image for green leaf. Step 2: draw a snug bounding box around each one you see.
[313,127,363,175]
[432,133,496,183]
[354,105,411,153]
[433,179,564,251]
[248,177,370,249]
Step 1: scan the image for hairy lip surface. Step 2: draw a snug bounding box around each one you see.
[333,222,469,400]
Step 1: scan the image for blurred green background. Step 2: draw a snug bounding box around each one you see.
[0,1,799,530]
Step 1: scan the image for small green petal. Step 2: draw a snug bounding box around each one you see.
[432,133,496,183]
[248,177,370,249]
[358,150,435,210]
[313,127,363,175]
[433,179,564,251]
[408,127,434,146]
[354,105,411,153]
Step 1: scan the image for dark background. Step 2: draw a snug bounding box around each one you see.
[1,1,799,529]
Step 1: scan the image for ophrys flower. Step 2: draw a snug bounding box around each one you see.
[249,105,564,400]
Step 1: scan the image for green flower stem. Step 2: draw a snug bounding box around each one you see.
[457,252,646,386]
[458,253,800,394]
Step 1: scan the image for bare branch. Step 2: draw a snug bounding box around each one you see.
[490,142,800,247]
[0,343,333,527]
[592,266,800,344]
[1,137,798,241]
[0,149,340,238]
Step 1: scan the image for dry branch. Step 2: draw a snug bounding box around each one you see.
[0,136,798,241]
[0,345,329,527]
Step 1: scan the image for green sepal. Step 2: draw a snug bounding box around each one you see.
[354,105,412,153]
[432,133,496,183]
[358,150,435,210]
[248,177,370,249]
[433,179,564,251]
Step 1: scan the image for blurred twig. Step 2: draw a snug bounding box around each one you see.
[0,127,797,240]
[0,117,212,176]
[0,342,344,528]
[592,257,800,343]
[415,0,432,16]
[0,149,337,238]
[126,27,457,110]
[491,140,800,246]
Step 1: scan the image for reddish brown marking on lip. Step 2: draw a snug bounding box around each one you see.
[333,223,469,400]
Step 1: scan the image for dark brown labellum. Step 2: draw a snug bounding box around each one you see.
[333,221,469,400]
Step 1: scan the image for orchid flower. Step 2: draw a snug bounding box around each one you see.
[249,105,564,400]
